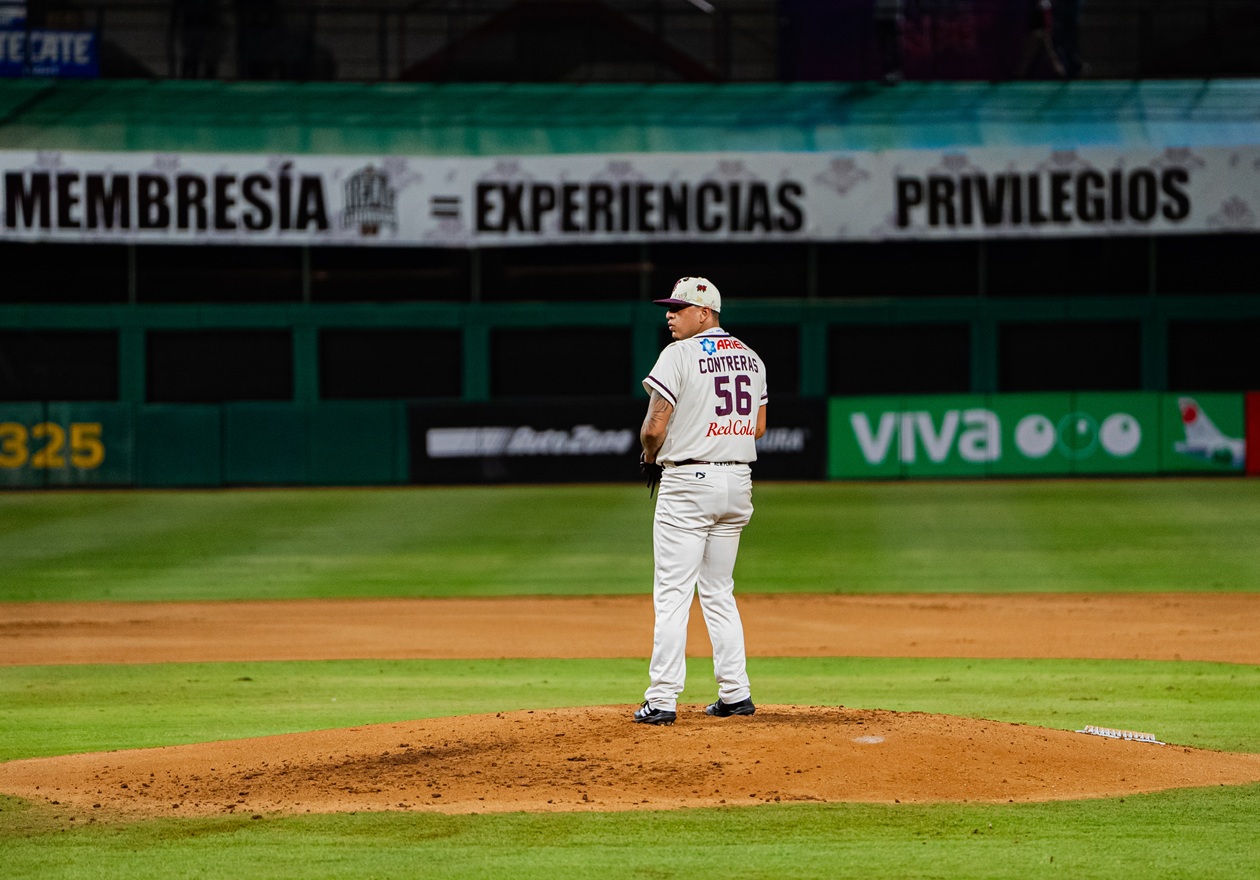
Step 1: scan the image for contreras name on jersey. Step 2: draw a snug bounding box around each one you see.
[698,355,760,375]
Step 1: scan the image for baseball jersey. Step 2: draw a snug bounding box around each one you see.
[643,328,768,465]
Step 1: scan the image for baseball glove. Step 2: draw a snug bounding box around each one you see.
[639,452,663,498]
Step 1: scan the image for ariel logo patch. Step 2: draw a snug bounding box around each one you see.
[699,338,717,355]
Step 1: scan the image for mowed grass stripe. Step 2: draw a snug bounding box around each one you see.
[738,479,1260,593]
[0,487,649,601]
[3,479,1259,602]
[3,657,1258,761]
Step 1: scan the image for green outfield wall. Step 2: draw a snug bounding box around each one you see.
[0,391,1249,488]
[0,401,410,488]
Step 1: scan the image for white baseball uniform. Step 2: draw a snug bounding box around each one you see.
[641,327,768,711]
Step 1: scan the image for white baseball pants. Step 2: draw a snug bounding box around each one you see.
[644,464,754,712]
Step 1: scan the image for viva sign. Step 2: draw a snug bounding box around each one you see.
[828,392,1245,478]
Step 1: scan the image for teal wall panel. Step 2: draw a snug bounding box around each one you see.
[0,398,53,484]
[222,404,308,485]
[0,403,54,488]
[44,403,135,486]
[308,402,406,486]
[135,406,222,487]
[0,403,133,487]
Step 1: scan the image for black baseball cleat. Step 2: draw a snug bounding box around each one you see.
[632,701,677,725]
[705,697,756,717]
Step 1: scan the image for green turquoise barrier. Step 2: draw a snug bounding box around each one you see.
[308,402,408,486]
[135,406,222,487]
[1,402,409,489]
[223,404,310,485]
[0,403,50,488]
[2,394,1246,487]
[0,403,133,488]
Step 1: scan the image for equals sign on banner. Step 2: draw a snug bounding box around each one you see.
[430,196,460,219]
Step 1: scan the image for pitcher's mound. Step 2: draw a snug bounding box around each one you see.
[5,706,1260,818]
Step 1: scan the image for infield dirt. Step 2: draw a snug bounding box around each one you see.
[3,593,1259,818]
[3,593,1258,665]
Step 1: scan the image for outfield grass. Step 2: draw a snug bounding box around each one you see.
[2,480,1258,879]
[3,479,1259,602]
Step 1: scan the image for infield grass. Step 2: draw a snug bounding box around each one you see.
[3,657,1259,760]
[3,479,1260,602]
[3,479,1259,878]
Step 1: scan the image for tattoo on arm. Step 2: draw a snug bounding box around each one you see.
[640,391,673,462]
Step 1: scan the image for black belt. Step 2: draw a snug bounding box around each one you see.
[675,460,746,466]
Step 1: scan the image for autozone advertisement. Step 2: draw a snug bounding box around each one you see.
[2,145,1258,246]
[408,398,826,485]
[827,392,1247,479]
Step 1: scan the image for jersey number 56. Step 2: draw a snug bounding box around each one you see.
[713,375,754,416]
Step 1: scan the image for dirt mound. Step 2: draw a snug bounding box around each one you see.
[5,706,1260,819]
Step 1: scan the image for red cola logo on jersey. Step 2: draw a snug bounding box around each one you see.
[707,418,758,437]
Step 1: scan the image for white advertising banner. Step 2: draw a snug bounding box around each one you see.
[2,145,1258,246]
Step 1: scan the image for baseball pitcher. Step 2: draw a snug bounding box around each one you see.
[633,276,768,726]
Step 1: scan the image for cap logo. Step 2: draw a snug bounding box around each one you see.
[657,276,720,312]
